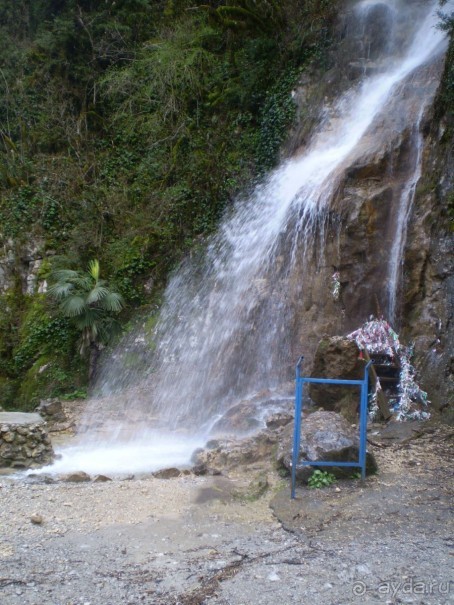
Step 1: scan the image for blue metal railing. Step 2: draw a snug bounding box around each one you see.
[291,356,372,499]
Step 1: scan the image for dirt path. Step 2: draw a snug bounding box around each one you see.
[0,422,452,605]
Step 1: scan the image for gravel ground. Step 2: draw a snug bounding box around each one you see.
[0,422,452,605]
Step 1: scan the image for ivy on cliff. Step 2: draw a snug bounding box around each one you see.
[0,0,339,407]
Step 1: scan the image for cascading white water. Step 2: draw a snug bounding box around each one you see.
[38,0,449,475]
[387,111,424,325]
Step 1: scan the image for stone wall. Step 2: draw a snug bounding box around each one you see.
[0,412,54,469]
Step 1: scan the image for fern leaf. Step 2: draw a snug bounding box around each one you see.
[101,292,125,313]
[86,286,109,304]
[47,282,74,299]
[60,296,86,318]
[88,259,100,282]
[50,269,80,283]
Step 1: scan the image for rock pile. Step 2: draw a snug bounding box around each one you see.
[193,409,377,485]
[0,412,54,469]
[35,398,72,432]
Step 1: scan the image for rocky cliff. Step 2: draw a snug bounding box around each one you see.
[283,5,453,414]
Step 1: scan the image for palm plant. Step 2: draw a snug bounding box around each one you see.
[47,260,124,380]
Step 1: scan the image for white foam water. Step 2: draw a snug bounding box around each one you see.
[29,432,204,476]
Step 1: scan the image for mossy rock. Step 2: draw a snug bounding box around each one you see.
[0,376,19,410]
[16,354,86,411]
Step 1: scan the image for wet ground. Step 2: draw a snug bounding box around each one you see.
[0,421,452,605]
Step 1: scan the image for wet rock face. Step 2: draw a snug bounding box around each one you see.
[210,402,262,436]
[400,125,454,412]
[277,410,377,483]
[193,430,281,474]
[308,337,366,422]
[285,52,451,415]
[0,412,54,469]
[210,396,294,437]
[310,336,362,379]
[358,2,397,61]
[0,239,48,295]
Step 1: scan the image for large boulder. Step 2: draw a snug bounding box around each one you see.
[35,398,67,423]
[277,410,377,482]
[308,336,369,421]
[210,402,262,436]
[210,396,293,437]
[193,430,281,474]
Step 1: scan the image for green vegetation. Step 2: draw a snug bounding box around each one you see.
[0,1,451,408]
[0,0,340,408]
[432,7,454,230]
[438,0,454,34]
[0,291,86,410]
[307,469,336,489]
[47,259,124,379]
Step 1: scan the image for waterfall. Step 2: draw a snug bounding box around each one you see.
[40,1,449,475]
[387,112,424,326]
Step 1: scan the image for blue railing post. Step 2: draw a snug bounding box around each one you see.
[291,356,304,499]
[359,360,372,481]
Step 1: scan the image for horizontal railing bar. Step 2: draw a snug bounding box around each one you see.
[297,461,362,467]
[298,378,364,385]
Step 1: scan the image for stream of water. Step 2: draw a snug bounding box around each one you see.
[39,0,449,476]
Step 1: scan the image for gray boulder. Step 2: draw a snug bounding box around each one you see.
[193,430,280,473]
[35,398,67,423]
[278,410,377,482]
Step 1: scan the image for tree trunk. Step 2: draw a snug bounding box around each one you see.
[88,342,101,384]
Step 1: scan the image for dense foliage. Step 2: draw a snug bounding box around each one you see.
[48,259,124,382]
[0,0,339,408]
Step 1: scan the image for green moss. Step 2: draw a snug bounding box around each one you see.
[446,190,454,231]
[0,376,19,410]
[17,353,86,410]
[0,292,88,410]
[256,69,299,171]
[13,295,76,373]
[0,289,21,366]
[106,236,156,305]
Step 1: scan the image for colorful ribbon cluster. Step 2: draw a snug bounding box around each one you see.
[331,272,340,301]
[347,318,430,421]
